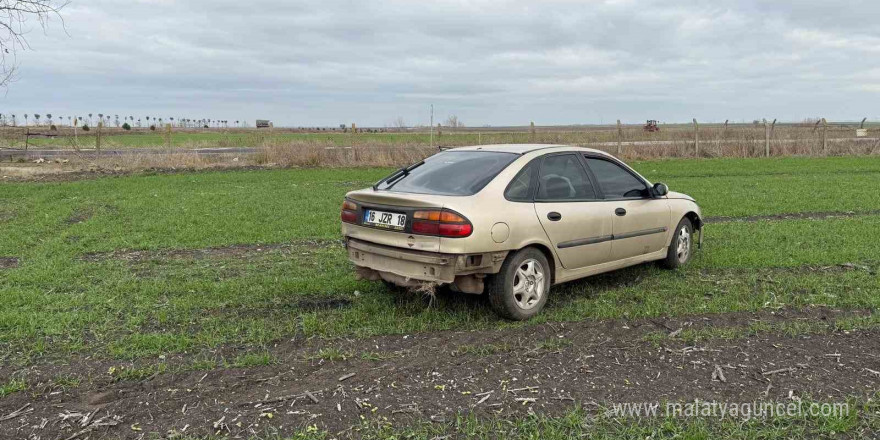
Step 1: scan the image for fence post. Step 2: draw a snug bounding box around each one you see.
[821,118,828,154]
[530,121,535,137]
[73,117,79,151]
[616,120,622,156]
[764,119,770,157]
[96,122,103,151]
[770,119,776,156]
[165,123,172,149]
[693,118,699,156]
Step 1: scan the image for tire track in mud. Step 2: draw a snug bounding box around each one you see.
[1,307,877,439]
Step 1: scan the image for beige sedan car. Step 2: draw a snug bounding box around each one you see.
[341,144,702,320]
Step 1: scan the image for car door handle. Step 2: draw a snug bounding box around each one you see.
[547,212,562,221]
[615,208,627,216]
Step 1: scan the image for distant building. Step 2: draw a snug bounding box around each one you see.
[256,120,272,128]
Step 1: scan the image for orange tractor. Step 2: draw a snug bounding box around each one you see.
[643,120,660,132]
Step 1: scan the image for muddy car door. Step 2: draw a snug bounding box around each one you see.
[533,153,613,269]
[583,155,670,261]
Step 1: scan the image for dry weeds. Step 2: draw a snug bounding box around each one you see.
[3,125,878,176]
[253,141,433,168]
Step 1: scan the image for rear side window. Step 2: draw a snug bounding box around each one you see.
[585,157,648,198]
[379,151,518,196]
[536,154,596,201]
[504,160,538,202]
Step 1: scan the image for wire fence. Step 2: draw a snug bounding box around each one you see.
[1,120,878,162]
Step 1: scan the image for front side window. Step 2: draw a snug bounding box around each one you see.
[378,151,518,196]
[536,154,596,201]
[585,157,648,199]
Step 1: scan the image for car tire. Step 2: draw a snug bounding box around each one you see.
[660,217,693,269]
[487,248,551,320]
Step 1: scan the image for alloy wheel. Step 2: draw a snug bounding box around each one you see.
[512,258,545,310]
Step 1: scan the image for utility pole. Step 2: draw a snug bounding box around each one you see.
[429,104,434,149]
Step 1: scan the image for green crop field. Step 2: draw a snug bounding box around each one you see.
[1,156,879,439]
[2,156,878,362]
[9,123,870,152]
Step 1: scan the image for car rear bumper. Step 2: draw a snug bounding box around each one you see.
[345,237,507,291]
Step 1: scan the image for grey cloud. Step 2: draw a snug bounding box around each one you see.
[4,0,880,126]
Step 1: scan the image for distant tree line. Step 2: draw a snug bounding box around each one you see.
[0,113,245,130]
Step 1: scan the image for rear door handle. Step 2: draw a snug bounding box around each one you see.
[615,208,627,216]
[547,212,562,221]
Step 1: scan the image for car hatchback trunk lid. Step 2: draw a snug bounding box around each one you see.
[346,189,446,252]
[347,191,444,208]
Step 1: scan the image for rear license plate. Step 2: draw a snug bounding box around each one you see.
[363,209,407,230]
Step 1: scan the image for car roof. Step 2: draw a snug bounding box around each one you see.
[449,144,609,156]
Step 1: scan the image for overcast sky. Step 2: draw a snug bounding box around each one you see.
[3,0,880,127]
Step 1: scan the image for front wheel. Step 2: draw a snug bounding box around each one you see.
[487,248,551,320]
[660,217,693,269]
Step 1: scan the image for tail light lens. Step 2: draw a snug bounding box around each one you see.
[341,200,358,224]
[412,209,473,238]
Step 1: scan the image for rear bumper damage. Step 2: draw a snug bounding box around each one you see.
[345,237,507,294]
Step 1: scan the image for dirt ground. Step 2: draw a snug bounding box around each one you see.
[1,307,878,439]
[0,258,18,270]
[0,163,267,183]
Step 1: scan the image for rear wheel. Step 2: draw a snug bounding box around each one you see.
[487,248,550,320]
[660,217,693,269]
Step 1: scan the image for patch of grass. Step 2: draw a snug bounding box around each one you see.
[185,356,221,372]
[359,351,397,362]
[698,217,880,268]
[633,156,880,179]
[52,374,81,390]
[228,351,278,368]
[307,347,352,362]
[108,363,168,382]
[92,396,879,440]
[0,167,387,255]
[0,378,26,398]
[534,337,573,352]
[543,264,879,324]
[347,398,874,440]
[1,158,879,365]
[643,312,880,344]
[665,172,880,218]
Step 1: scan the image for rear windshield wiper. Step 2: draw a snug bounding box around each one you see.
[372,160,424,191]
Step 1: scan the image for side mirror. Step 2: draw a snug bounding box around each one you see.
[652,182,669,197]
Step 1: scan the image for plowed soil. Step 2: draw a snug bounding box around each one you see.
[1,307,878,439]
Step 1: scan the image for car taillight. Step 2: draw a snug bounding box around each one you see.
[341,200,358,224]
[439,223,472,237]
[412,209,473,238]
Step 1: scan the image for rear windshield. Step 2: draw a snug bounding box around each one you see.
[378,151,519,196]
